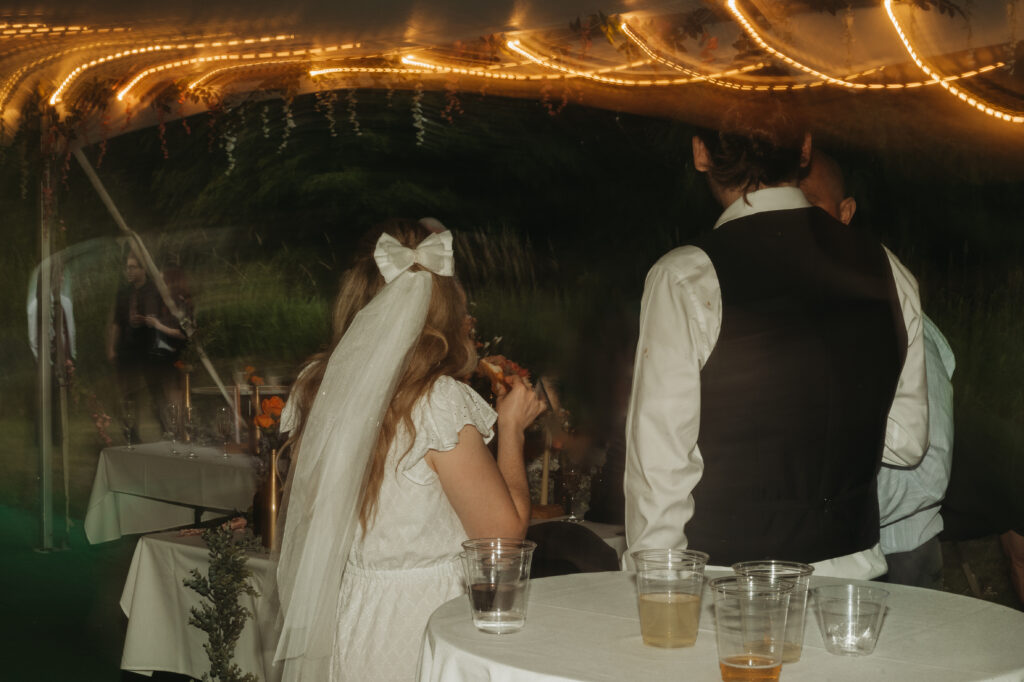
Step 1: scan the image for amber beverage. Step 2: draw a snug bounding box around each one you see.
[632,549,709,648]
[718,654,782,681]
[637,592,701,647]
[710,576,792,682]
[732,560,814,663]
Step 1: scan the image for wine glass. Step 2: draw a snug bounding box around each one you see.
[561,461,582,523]
[183,406,198,459]
[120,400,136,450]
[215,405,235,458]
[162,402,180,455]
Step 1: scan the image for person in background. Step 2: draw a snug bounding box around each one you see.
[801,149,953,589]
[624,101,928,579]
[142,264,191,412]
[107,250,164,441]
[27,264,77,455]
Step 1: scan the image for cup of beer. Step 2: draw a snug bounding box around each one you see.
[732,560,814,663]
[461,538,536,634]
[631,548,709,647]
[710,575,793,681]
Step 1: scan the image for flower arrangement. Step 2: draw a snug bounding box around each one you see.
[243,365,264,387]
[253,395,287,457]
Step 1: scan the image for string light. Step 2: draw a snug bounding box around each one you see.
[0,39,128,111]
[506,39,700,86]
[310,65,430,76]
[725,0,871,89]
[621,22,786,91]
[189,59,303,89]
[507,39,764,87]
[50,34,293,105]
[400,54,551,80]
[883,0,1023,123]
[119,42,344,100]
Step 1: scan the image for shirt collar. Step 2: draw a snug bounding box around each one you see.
[713,186,812,229]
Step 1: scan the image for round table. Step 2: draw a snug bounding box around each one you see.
[420,571,1024,681]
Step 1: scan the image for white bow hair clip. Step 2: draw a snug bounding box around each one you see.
[373,227,455,283]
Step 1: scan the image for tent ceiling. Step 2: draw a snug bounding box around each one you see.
[2,0,1022,178]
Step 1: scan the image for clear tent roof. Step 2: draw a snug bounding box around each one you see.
[1,0,1022,176]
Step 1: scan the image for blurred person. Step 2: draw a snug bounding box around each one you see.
[142,264,192,410]
[801,149,954,589]
[274,219,546,680]
[27,264,77,454]
[624,101,928,579]
[27,264,77,366]
[107,250,176,441]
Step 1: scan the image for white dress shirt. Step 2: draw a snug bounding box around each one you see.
[624,187,929,579]
[878,315,954,555]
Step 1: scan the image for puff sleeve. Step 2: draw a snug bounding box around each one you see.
[401,376,497,484]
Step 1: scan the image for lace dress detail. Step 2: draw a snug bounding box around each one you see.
[330,376,495,681]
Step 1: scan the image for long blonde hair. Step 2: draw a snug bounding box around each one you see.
[287,219,477,530]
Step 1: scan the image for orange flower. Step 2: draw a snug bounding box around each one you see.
[262,395,285,417]
[250,375,265,386]
[254,413,275,429]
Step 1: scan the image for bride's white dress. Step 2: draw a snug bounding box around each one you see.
[329,376,496,681]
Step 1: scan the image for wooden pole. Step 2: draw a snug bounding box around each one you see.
[540,431,551,506]
[37,136,54,551]
[51,251,72,541]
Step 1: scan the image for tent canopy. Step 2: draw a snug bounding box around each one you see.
[1,0,1022,177]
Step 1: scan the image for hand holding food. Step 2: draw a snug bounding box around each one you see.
[477,354,531,394]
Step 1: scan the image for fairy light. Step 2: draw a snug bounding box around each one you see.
[117,54,234,100]
[189,59,304,89]
[506,39,764,87]
[401,54,549,80]
[621,21,783,91]
[726,0,873,89]
[50,34,293,105]
[884,0,1023,123]
[1,24,91,39]
[1,38,128,111]
[310,65,430,77]
[507,39,698,86]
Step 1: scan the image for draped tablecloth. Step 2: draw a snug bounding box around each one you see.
[85,442,259,544]
[120,530,282,682]
[420,570,1024,682]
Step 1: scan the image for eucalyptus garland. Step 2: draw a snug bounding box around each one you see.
[184,523,263,682]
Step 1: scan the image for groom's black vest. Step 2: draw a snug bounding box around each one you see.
[684,207,907,565]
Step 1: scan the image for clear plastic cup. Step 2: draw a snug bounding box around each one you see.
[711,575,793,682]
[461,538,536,634]
[732,560,814,662]
[631,549,709,648]
[812,583,889,656]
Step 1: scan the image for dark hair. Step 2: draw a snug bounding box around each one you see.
[696,99,807,195]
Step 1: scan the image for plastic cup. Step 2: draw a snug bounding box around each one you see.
[732,560,814,663]
[461,538,536,634]
[710,575,793,682]
[631,548,709,648]
[812,583,889,656]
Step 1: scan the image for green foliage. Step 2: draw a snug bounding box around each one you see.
[183,524,263,682]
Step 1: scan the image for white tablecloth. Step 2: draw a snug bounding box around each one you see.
[120,530,282,681]
[420,571,1024,681]
[85,442,259,544]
